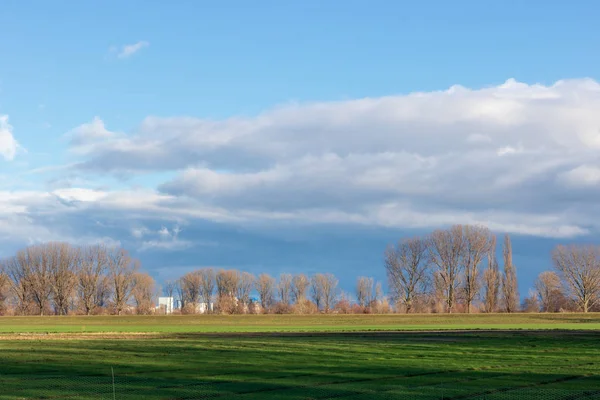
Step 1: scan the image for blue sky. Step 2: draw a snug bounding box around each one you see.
[1,0,600,298]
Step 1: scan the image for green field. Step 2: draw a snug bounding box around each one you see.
[2,313,600,334]
[1,314,600,399]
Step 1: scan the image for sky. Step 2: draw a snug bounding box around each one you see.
[1,0,600,299]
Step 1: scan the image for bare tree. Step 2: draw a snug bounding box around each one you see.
[482,235,500,313]
[462,226,493,313]
[199,268,215,313]
[428,226,465,313]
[501,234,519,313]
[356,277,374,308]
[374,281,383,304]
[49,243,79,315]
[311,273,338,313]
[0,267,9,314]
[95,275,111,311]
[256,273,275,310]
[535,271,563,312]
[277,273,292,305]
[4,255,32,315]
[521,289,540,313]
[20,246,53,315]
[292,274,309,304]
[132,272,156,315]
[216,269,236,297]
[431,270,447,313]
[107,248,138,315]
[181,270,202,311]
[164,280,176,299]
[176,278,186,310]
[552,245,600,313]
[78,244,107,315]
[215,269,239,314]
[236,271,255,310]
[385,237,429,313]
[161,279,176,313]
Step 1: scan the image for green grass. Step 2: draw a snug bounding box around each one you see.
[1,315,600,399]
[1,313,600,334]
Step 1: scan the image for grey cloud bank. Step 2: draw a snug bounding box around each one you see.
[61,78,600,239]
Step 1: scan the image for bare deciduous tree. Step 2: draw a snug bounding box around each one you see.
[95,275,111,311]
[374,281,383,304]
[311,273,338,313]
[107,248,138,315]
[277,273,292,305]
[535,271,563,312]
[21,246,53,315]
[4,254,32,315]
[385,237,429,313]
[199,268,215,313]
[216,269,237,298]
[164,280,176,299]
[462,226,493,313]
[256,273,275,310]
[552,244,600,313]
[501,234,519,313]
[216,269,239,314]
[431,270,447,313]
[49,243,79,315]
[356,277,374,308]
[428,226,465,313]
[181,270,202,311]
[132,272,156,315]
[78,244,107,315]
[0,268,9,314]
[482,235,500,313]
[521,289,540,313]
[291,274,309,304]
[176,278,186,310]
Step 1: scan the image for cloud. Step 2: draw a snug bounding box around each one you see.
[139,224,193,251]
[66,117,118,150]
[131,226,150,239]
[56,78,600,238]
[0,187,223,255]
[0,115,20,161]
[496,144,524,156]
[112,41,149,58]
[558,165,600,187]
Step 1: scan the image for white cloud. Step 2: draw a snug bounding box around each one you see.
[53,188,108,202]
[138,224,195,251]
[39,78,600,239]
[66,116,118,151]
[139,239,193,252]
[114,41,149,58]
[558,165,600,187]
[131,226,150,239]
[0,115,20,161]
[496,144,524,156]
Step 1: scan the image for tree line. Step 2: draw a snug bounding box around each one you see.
[0,243,155,316]
[385,225,600,314]
[169,268,390,315]
[384,225,519,313]
[0,225,599,315]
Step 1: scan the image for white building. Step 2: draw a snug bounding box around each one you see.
[157,297,215,314]
[158,297,174,314]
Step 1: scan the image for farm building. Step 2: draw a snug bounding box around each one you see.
[157,297,174,314]
[156,297,214,314]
